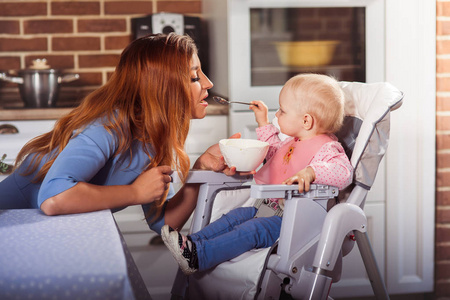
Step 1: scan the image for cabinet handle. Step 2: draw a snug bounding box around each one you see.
[0,124,19,134]
[0,154,12,175]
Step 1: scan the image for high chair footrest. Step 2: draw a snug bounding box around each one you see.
[251,184,338,199]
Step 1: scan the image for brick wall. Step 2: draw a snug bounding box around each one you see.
[437,0,450,298]
[0,0,201,107]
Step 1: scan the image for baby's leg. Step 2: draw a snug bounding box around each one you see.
[190,206,257,243]
[195,215,282,271]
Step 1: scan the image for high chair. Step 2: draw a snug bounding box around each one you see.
[170,81,403,300]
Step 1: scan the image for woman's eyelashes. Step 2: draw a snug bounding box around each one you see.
[191,77,200,83]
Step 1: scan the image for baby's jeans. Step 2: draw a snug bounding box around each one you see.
[189,206,282,271]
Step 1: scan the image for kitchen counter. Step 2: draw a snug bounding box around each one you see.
[0,98,228,121]
[0,209,150,299]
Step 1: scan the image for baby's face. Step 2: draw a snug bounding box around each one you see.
[275,89,303,138]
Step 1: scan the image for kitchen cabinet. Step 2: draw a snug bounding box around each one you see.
[0,120,55,182]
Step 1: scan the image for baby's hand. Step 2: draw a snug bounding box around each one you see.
[249,100,269,127]
[282,167,316,193]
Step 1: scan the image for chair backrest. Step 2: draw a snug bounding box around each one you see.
[337,81,403,191]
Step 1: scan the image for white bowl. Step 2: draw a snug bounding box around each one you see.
[219,139,269,172]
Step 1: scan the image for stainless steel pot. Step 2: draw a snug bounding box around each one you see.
[0,67,79,108]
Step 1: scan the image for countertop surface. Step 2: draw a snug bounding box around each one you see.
[0,99,228,121]
[0,209,150,299]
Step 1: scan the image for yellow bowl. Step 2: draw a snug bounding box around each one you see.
[273,40,340,67]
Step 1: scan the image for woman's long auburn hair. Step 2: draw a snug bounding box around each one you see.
[14,33,195,216]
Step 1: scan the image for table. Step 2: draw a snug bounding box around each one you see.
[0,209,151,300]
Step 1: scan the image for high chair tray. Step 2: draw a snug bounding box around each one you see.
[251,184,338,199]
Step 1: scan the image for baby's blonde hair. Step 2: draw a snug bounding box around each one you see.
[282,73,345,134]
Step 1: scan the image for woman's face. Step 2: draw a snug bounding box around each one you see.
[189,53,213,119]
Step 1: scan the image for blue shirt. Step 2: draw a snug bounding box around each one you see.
[0,118,174,233]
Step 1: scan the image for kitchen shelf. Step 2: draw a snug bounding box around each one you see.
[251,64,362,73]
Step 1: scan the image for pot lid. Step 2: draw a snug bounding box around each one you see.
[15,59,61,74]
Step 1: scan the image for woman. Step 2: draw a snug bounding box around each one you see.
[0,33,237,233]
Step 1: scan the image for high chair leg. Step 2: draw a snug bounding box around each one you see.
[170,269,187,300]
[354,230,390,300]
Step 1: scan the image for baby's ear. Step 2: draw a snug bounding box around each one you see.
[303,114,314,130]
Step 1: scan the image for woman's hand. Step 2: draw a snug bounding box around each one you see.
[282,166,315,193]
[249,100,269,127]
[131,165,173,204]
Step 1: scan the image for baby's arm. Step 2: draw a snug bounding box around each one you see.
[249,100,269,127]
[283,142,353,192]
[309,142,353,190]
[250,100,284,160]
[282,166,316,193]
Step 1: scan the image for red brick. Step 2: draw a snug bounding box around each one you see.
[78,19,127,33]
[325,20,343,31]
[51,1,100,16]
[0,57,21,70]
[71,72,103,86]
[436,262,450,280]
[156,1,201,14]
[0,20,20,34]
[436,281,450,296]
[52,37,101,51]
[319,7,353,18]
[438,57,450,74]
[437,40,450,56]
[24,20,73,34]
[438,152,450,169]
[437,190,450,206]
[437,95,450,112]
[0,38,47,52]
[437,115,450,131]
[437,208,450,224]
[107,71,114,81]
[25,55,75,70]
[437,77,450,92]
[438,1,450,17]
[436,244,450,260]
[437,226,450,243]
[105,1,153,15]
[297,20,322,31]
[438,20,450,36]
[0,2,47,17]
[437,171,450,188]
[79,54,120,68]
[105,35,132,50]
[437,133,450,150]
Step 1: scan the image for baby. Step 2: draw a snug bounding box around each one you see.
[162,73,353,275]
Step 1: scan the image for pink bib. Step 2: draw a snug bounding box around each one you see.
[254,134,335,184]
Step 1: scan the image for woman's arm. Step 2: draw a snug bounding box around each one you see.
[41,165,173,215]
[38,121,174,215]
[162,133,245,229]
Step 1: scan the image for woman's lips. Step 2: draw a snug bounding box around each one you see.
[200,94,209,106]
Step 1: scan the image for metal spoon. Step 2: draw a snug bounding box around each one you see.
[213,96,257,106]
